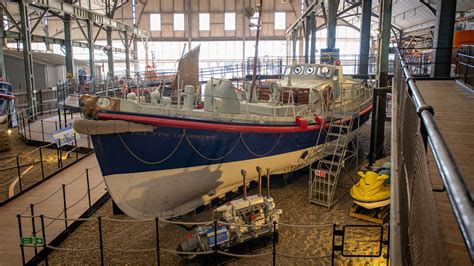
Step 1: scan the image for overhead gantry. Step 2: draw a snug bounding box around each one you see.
[0,0,149,111]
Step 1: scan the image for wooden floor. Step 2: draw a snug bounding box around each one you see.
[23,113,91,148]
[0,155,105,265]
[417,80,473,265]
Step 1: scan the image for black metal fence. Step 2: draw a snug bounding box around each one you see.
[15,165,389,265]
[0,103,94,205]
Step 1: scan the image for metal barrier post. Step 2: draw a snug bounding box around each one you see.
[86,169,91,208]
[155,217,160,266]
[62,184,68,232]
[54,121,58,131]
[59,147,63,168]
[64,109,67,127]
[39,147,44,179]
[331,224,336,266]
[17,156,22,192]
[214,219,218,265]
[57,108,62,129]
[21,112,26,137]
[17,214,26,265]
[98,216,104,266]
[40,215,48,266]
[272,221,277,266]
[27,118,31,140]
[74,133,78,160]
[41,120,45,142]
[30,204,38,260]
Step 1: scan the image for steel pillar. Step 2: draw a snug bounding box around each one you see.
[106,27,114,79]
[87,20,95,79]
[19,0,36,111]
[133,38,139,72]
[292,29,297,63]
[63,11,74,79]
[304,16,311,63]
[124,31,130,79]
[369,0,392,163]
[0,10,6,79]
[431,0,456,78]
[326,0,339,49]
[310,13,316,64]
[358,0,372,75]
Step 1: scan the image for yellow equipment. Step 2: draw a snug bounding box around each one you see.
[350,171,390,209]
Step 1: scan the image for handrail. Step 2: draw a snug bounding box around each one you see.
[395,47,474,260]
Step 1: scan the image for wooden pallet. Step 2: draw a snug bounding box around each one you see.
[349,204,390,225]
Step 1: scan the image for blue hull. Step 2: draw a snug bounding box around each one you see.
[91,111,371,176]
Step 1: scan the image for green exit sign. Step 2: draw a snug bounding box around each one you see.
[20,237,44,246]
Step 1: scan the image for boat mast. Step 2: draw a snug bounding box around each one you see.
[249,0,263,103]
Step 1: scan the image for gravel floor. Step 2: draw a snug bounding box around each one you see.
[43,120,391,265]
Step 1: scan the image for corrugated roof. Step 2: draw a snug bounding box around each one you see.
[3,49,88,66]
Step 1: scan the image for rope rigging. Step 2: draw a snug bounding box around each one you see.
[118,129,285,165]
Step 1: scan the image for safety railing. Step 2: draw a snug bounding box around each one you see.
[391,47,473,264]
[457,45,474,89]
[16,102,92,149]
[17,173,389,265]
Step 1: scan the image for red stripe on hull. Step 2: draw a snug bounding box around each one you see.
[97,104,372,133]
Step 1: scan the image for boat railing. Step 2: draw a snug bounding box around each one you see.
[390,47,473,264]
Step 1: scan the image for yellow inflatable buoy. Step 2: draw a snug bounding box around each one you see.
[350,171,390,209]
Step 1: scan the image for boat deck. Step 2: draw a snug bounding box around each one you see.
[0,155,105,265]
[417,80,473,265]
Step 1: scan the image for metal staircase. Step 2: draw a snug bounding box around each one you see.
[309,91,361,208]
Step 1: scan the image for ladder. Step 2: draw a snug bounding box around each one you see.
[309,105,360,208]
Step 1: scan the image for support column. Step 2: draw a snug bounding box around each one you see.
[133,38,139,72]
[431,0,456,78]
[124,31,130,79]
[0,10,6,79]
[326,0,339,49]
[304,16,311,63]
[86,20,95,79]
[19,0,36,111]
[292,29,297,63]
[358,0,372,75]
[310,13,316,64]
[106,27,114,79]
[369,0,392,163]
[64,7,74,79]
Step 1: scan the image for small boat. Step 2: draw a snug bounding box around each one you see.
[74,62,373,219]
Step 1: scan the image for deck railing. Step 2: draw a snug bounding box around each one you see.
[391,47,473,264]
[457,45,474,88]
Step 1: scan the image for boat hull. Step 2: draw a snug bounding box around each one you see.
[91,107,371,218]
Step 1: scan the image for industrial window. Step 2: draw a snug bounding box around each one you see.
[224,13,236,31]
[199,13,210,31]
[250,12,259,31]
[174,13,185,31]
[150,14,161,31]
[274,12,286,30]
[3,16,8,29]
